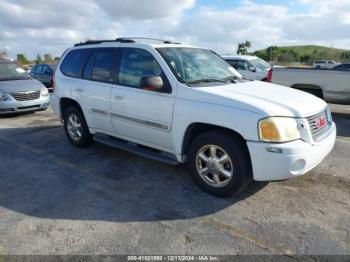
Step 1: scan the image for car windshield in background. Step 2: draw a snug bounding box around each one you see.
[0,63,32,81]
[250,58,271,70]
[157,47,241,85]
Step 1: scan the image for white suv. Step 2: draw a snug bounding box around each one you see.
[51,38,336,197]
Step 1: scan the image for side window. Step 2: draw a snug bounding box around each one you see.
[227,60,239,69]
[83,50,96,80]
[118,48,163,88]
[36,65,43,73]
[230,60,248,70]
[91,49,115,82]
[61,49,92,78]
[31,65,37,73]
[43,65,51,75]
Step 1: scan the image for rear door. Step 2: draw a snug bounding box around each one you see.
[110,47,175,151]
[62,48,116,132]
[75,48,117,132]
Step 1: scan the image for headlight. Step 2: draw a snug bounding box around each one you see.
[0,90,9,101]
[258,117,300,143]
[41,87,49,96]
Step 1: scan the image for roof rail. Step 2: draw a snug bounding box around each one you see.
[117,37,181,44]
[74,40,118,47]
[74,37,181,47]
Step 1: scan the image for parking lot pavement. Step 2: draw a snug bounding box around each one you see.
[0,107,349,255]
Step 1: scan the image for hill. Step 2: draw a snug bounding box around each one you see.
[253,45,350,64]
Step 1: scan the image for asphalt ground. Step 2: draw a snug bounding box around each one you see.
[0,105,349,255]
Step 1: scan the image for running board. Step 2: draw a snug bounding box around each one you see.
[93,134,179,165]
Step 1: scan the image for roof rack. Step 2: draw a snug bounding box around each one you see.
[117,37,181,44]
[74,37,181,47]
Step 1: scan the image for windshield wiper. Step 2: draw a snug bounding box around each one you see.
[222,76,239,82]
[187,78,227,85]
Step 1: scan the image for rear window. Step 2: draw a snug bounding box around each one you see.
[61,49,92,78]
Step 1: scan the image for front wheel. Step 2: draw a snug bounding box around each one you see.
[187,132,252,197]
[64,107,92,147]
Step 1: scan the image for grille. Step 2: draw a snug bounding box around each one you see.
[10,90,40,101]
[307,109,330,142]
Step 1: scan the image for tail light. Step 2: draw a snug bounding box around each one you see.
[267,68,273,82]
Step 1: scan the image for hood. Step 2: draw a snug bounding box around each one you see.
[0,78,45,93]
[181,81,327,118]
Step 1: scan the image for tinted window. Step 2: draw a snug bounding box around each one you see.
[31,65,38,74]
[83,50,96,80]
[36,65,43,74]
[226,60,239,69]
[118,48,163,88]
[43,65,51,75]
[61,49,92,78]
[227,60,249,70]
[91,49,115,82]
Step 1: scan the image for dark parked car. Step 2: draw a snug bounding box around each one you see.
[332,63,350,71]
[30,64,57,90]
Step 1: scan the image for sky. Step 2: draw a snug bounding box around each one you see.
[0,0,350,59]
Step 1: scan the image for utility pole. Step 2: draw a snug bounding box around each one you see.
[270,47,273,63]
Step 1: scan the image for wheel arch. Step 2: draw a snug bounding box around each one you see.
[291,84,324,99]
[181,122,247,156]
[60,97,84,119]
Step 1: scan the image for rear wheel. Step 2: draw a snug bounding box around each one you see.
[64,107,92,147]
[187,132,252,197]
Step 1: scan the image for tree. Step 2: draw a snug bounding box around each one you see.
[0,51,9,60]
[44,53,54,64]
[266,46,281,63]
[237,40,252,55]
[16,53,28,65]
[54,56,61,63]
[35,54,42,64]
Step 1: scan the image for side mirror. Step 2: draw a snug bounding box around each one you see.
[140,76,163,91]
[248,66,257,72]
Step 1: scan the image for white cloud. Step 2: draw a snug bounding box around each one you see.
[0,0,349,59]
[96,0,195,20]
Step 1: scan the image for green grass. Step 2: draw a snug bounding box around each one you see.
[254,45,350,63]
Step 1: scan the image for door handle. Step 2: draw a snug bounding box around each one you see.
[76,88,84,92]
[114,95,124,100]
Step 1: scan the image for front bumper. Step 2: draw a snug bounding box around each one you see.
[0,95,50,115]
[247,122,336,181]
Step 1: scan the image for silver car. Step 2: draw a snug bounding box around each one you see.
[0,61,50,114]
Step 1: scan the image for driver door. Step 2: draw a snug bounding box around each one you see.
[110,48,175,151]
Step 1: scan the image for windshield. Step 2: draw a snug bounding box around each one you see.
[0,63,32,81]
[250,58,271,70]
[157,47,241,85]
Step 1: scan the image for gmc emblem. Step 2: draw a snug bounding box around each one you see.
[316,117,327,129]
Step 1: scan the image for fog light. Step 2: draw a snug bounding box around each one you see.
[290,159,306,175]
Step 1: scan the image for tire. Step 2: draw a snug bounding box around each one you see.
[63,107,92,147]
[187,131,252,198]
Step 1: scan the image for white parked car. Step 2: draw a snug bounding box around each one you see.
[313,60,339,69]
[51,38,336,197]
[222,55,271,81]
